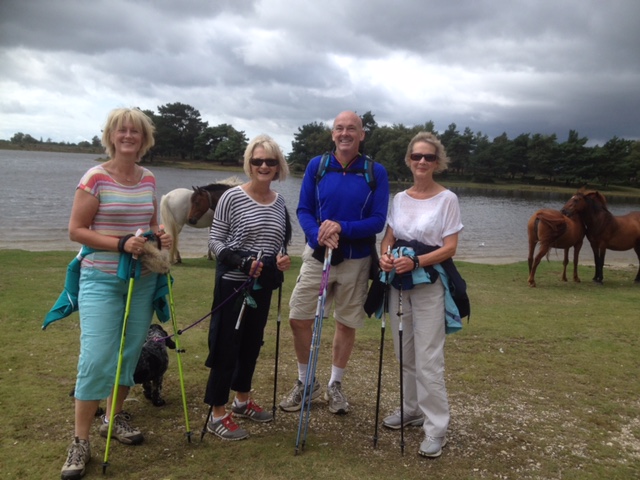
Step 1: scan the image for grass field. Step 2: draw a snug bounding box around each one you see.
[1,250,639,479]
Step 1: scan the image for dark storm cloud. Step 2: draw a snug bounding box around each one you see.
[0,0,638,149]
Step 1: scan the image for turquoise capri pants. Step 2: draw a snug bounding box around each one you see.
[74,267,157,401]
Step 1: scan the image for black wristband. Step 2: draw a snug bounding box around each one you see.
[411,255,420,270]
[118,234,134,253]
[239,256,255,275]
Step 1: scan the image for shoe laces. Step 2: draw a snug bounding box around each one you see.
[114,413,138,434]
[245,400,263,413]
[66,438,88,466]
[329,382,345,402]
[221,414,239,431]
[286,381,304,401]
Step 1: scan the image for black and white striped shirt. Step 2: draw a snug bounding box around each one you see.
[209,186,287,280]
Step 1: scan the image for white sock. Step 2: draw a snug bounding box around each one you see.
[329,365,344,386]
[233,398,247,408]
[212,413,226,422]
[297,362,308,385]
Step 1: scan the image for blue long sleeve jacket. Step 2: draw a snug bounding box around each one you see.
[297,153,389,259]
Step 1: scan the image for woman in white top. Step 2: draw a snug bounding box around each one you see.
[379,131,463,459]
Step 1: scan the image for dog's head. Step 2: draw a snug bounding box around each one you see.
[147,323,176,349]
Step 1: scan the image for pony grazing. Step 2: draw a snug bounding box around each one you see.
[561,190,640,284]
[159,177,241,263]
[527,208,585,287]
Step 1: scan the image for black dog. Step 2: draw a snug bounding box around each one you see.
[134,323,176,406]
[69,323,176,409]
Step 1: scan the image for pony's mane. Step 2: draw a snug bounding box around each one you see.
[577,188,608,211]
[197,176,243,192]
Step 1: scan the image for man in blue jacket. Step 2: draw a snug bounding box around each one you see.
[280,111,389,414]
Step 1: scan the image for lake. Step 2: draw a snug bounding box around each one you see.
[1,149,638,266]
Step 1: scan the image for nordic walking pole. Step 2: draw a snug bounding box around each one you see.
[103,229,143,474]
[159,225,192,443]
[295,247,332,455]
[272,246,286,421]
[373,246,391,448]
[398,282,405,456]
[235,251,263,331]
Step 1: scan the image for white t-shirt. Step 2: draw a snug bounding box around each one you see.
[388,189,463,246]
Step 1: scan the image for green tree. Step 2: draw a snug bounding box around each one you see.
[367,124,413,181]
[195,124,248,164]
[155,102,207,159]
[528,133,559,180]
[590,136,634,185]
[10,132,25,144]
[360,110,378,143]
[287,122,332,173]
[509,133,530,177]
[558,130,589,182]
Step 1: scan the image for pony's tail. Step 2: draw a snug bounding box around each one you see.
[160,194,180,264]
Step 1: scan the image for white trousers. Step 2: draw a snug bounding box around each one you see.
[387,278,449,438]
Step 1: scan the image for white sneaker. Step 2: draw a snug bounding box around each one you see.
[419,435,447,458]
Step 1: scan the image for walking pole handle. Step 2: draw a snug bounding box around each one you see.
[132,228,144,259]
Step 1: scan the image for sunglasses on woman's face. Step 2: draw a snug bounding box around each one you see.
[409,153,438,162]
[250,158,279,167]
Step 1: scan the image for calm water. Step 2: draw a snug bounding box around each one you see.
[1,149,638,266]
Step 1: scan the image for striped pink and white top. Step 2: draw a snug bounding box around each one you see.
[78,165,157,275]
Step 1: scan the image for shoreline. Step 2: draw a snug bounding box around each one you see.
[3,244,637,269]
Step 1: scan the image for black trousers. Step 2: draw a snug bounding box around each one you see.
[203,277,273,407]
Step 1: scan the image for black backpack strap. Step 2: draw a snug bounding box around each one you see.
[315,152,332,184]
[315,152,377,191]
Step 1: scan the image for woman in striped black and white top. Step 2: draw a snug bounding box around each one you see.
[203,134,291,440]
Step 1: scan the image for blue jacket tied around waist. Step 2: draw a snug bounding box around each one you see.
[379,240,470,334]
[42,245,171,330]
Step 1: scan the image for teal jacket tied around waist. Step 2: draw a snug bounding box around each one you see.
[42,245,171,330]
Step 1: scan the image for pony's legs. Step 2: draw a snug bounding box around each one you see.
[571,240,583,283]
[561,247,569,282]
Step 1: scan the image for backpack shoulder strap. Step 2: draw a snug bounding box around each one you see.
[315,152,377,191]
[315,152,332,184]
[362,155,377,192]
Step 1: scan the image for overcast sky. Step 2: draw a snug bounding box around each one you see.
[1,0,639,154]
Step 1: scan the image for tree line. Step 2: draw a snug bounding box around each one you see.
[5,102,640,186]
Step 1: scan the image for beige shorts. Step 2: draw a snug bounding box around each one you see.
[289,245,371,329]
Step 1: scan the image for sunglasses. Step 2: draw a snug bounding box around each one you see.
[250,158,279,167]
[409,153,438,162]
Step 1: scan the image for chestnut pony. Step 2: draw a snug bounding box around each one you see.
[527,208,585,287]
[561,190,640,284]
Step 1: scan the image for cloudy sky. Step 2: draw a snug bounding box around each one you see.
[1,0,638,153]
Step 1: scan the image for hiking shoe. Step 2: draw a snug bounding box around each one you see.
[99,413,144,445]
[206,413,249,441]
[279,379,321,412]
[324,381,349,414]
[382,409,424,430]
[232,399,273,423]
[61,437,90,480]
[419,435,447,458]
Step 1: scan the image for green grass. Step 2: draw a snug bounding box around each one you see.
[1,250,639,479]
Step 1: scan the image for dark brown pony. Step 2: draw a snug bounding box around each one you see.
[527,208,585,287]
[561,190,640,284]
[188,181,239,226]
[159,177,241,264]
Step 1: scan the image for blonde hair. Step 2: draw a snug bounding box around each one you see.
[405,131,450,173]
[243,134,289,181]
[101,108,155,159]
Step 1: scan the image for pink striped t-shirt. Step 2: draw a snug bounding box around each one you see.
[78,165,157,275]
